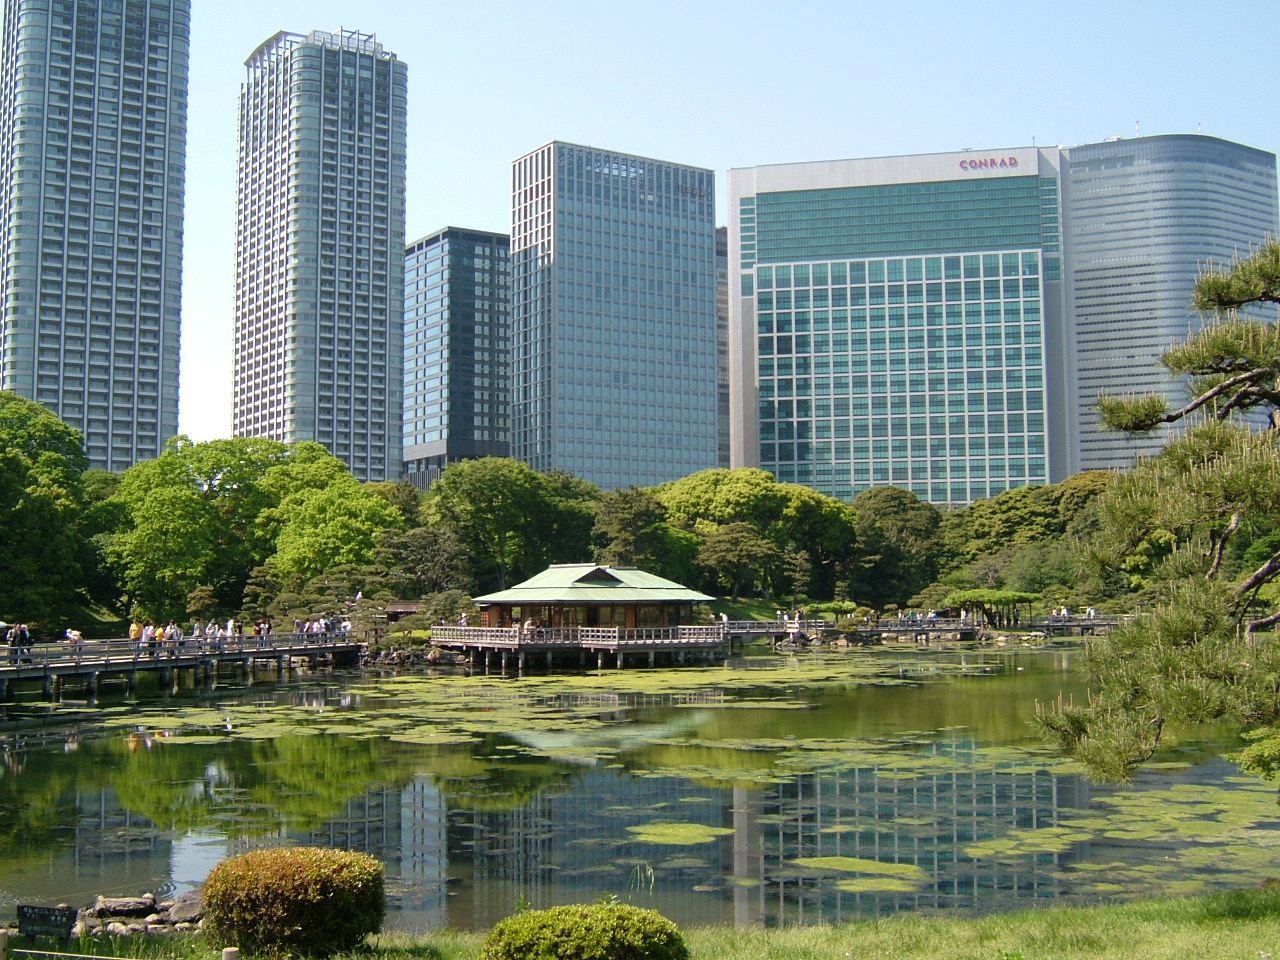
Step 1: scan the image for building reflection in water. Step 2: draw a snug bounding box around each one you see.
[296,730,1093,930]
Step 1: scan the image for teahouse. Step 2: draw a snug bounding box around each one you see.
[474,563,712,630]
[430,564,720,673]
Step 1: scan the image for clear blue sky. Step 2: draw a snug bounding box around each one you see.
[179,0,1280,442]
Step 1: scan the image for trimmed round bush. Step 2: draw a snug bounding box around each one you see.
[203,846,384,957]
[479,902,689,960]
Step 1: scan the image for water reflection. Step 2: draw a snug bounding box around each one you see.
[0,649,1263,930]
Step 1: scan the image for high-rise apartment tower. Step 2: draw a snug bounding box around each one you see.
[511,141,718,489]
[233,29,407,481]
[403,227,510,489]
[0,0,190,470]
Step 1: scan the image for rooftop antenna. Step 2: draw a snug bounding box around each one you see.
[1136,119,1141,137]
[1197,120,1202,133]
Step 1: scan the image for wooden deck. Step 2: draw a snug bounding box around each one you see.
[0,633,364,701]
[431,624,730,673]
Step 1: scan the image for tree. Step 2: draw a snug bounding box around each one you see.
[373,526,474,599]
[654,468,857,600]
[1035,240,1280,783]
[592,487,670,568]
[106,436,299,620]
[848,487,942,607]
[424,458,598,591]
[0,392,91,629]
[271,482,404,579]
[697,522,780,600]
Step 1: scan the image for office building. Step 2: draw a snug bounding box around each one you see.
[729,135,1278,505]
[715,225,730,467]
[233,29,407,481]
[0,0,190,470]
[729,148,1066,506]
[403,227,510,489]
[1061,135,1278,471]
[511,141,717,489]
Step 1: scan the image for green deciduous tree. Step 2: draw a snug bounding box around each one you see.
[848,486,942,607]
[0,391,91,630]
[424,458,599,591]
[697,522,781,600]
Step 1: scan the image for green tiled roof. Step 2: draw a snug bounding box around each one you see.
[474,564,713,604]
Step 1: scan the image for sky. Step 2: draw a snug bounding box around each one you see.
[178,0,1280,442]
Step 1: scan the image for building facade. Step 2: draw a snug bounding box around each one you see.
[715,225,730,467]
[729,135,1279,505]
[728,148,1067,506]
[0,0,189,470]
[1061,135,1278,471]
[511,141,718,489]
[403,227,510,489]
[233,29,407,481]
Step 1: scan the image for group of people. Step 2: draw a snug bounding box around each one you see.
[4,622,32,662]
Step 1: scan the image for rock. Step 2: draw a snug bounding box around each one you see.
[142,913,161,924]
[71,921,87,938]
[175,923,195,932]
[106,922,130,936]
[126,923,145,934]
[145,924,171,934]
[166,893,203,924]
[94,895,155,918]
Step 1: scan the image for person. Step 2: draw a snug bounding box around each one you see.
[65,628,84,647]
[458,612,468,627]
[128,619,143,647]
[5,623,18,663]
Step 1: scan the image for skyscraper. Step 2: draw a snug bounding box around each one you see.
[403,227,510,489]
[728,148,1066,506]
[0,0,189,471]
[1061,135,1278,471]
[728,135,1279,506]
[510,141,717,489]
[233,29,407,481]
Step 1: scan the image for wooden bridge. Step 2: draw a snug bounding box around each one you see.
[0,633,364,701]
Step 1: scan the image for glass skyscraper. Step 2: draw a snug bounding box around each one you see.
[511,141,718,489]
[232,29,407,482]
[1062,135,1278,471]
[730,135,1279,505]
[0,0,189,470]
[729,149,1066,506]
[403,226,510,489]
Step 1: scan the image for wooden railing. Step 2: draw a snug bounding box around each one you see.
[431,624,726,646]
[0,632,359,674]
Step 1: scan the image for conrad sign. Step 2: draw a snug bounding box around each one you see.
[959,156,1020,171]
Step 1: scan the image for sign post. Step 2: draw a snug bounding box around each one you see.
[16,905,78,943]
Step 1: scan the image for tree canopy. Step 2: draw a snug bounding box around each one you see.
[1036,240,1280,784]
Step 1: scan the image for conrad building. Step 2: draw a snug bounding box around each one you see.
[728,135,1277,505]
[511,142,718,489]
[0,0,190,470]
[233,29,407,481]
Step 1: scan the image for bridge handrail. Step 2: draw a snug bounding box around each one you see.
[1,632,360,672]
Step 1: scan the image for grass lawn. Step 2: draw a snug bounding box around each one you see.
[378,889,1280,957]
[92,887,1278,960]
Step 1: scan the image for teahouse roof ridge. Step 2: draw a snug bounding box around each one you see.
[474,564,713,604]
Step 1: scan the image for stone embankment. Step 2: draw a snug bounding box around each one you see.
[1,893,204,938]
[364,646,469,667]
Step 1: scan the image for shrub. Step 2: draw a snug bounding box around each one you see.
[203,846,385,957]
[479,902,688,960]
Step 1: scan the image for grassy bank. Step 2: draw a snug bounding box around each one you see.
[89,887,1280,960]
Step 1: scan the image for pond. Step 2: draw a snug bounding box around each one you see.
[0,645,1273,931]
